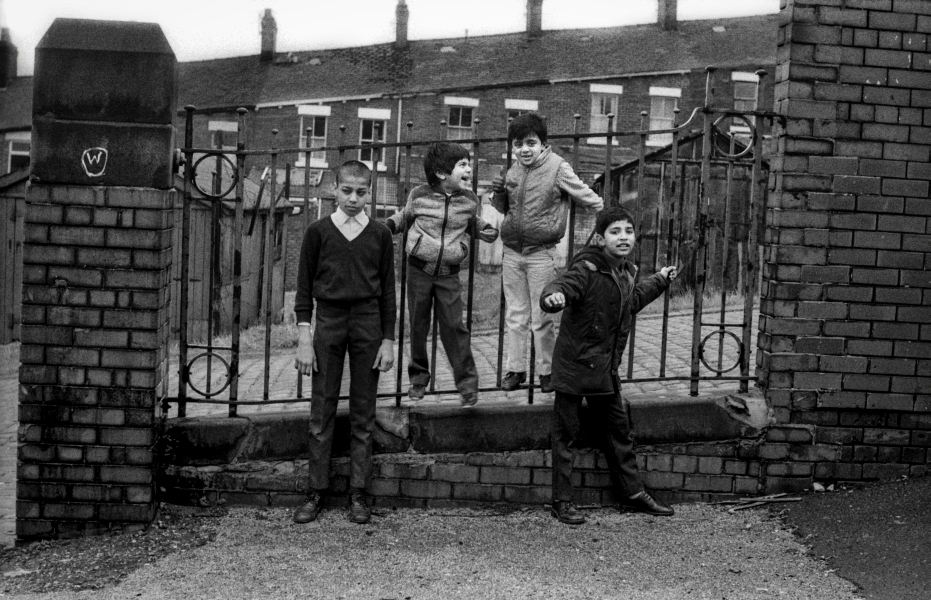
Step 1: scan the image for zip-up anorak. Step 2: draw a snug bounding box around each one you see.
[387,184,497,276]
[540,246,669,395]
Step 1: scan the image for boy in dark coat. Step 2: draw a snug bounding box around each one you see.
[540,207,678,525]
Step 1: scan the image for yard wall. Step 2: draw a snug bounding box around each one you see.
[757,0,931,479]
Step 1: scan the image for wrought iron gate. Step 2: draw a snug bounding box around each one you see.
[165,68,782,418]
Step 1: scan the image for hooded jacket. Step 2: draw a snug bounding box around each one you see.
[387,184,497,276]
[540,246,669,396]
[491,147,604,253]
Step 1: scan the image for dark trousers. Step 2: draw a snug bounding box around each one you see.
[551,385,644,502]
[308,300,381,493]
[407,265,478,395]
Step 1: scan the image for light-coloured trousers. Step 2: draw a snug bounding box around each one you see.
[502,245,558,375]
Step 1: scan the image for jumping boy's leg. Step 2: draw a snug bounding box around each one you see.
[406,266,434,398]
[589,386,674,516]
[296,304,349,523]
[433,271,479,405]
[346,299,383,524]
[502,247,529,389]
[551,391,585,524]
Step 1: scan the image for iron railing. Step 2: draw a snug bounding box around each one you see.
[166,68,781,418]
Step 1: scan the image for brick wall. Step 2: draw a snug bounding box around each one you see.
[17,185,174,539]
[758,0,930,481]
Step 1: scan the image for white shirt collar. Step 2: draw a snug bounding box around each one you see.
[332,207,369,228]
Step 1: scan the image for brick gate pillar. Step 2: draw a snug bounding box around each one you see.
[759,1,930,480]
[17,19,176,540]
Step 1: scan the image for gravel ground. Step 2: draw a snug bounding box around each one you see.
[1,502,859,600]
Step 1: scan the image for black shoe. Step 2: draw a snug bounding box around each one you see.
[460,392,478,407]
[621,491,675,516]
[539,374,554,393]
[293,492,322,523]
[349,492,371,524]
[501,371,526,392]
[551,501,586,525]
[409,383,427,401]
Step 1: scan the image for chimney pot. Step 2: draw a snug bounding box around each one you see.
[658,0,678,31]
[0,28,17,88]
[261,9,277,61]
[526,0,543,38]
[396,0,409,49]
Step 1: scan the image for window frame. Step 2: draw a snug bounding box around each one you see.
[444,96,479,142]
[6,131,31,174]
[357,107,392,171]
[647,87,681,147]
[298,105,332,168]
[588,84,623,145]
[731,72,760,136]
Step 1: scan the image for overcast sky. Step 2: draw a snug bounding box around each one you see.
[2,0,779,76]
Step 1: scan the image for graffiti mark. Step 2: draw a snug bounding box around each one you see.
[81,147,108,177]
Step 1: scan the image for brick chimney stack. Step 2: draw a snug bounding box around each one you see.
[527,0,543,38]
[0,28,17,88]
[658,0,678,31]
[396,0,409,49]
[260,9,277,61]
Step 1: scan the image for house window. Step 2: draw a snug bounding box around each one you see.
[588,84,623,144]
[300,116,327,164]
[208,124,237,151]
[7,137,30,173]
[647,87,680,147]
[444,97,479,141]
[731,72,759,136]
[360,119,386,163]
[358,108,391,167]
[298,104,332,167]
[505,99,538,122]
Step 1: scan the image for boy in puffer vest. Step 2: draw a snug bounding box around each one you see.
[541,207,678,525]
[386,142,498,406]
[490,113,604,395]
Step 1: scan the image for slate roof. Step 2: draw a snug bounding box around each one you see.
[178,14,779,110]
[0,76,32,131]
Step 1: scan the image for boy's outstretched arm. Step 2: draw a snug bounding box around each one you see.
[630,266,678,314]
[556,163,604,211]
[385,195,416,234]
[539,259,593,313]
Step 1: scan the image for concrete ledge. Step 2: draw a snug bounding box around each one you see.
[161,392,770,466]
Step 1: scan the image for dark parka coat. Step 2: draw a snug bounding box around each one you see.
[540,246,669,396]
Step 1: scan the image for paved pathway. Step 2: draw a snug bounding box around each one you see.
[0,307,757,547]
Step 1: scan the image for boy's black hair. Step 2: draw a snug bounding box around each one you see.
[596,206,636,236]
[423,142,471,187]
[507,113,548,147]
[336,160,372,185]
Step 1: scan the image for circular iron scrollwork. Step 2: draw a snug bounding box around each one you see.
[186,351,232,398]
[698,329,744,375]
[190,152,238,199]
[711,114,756,159]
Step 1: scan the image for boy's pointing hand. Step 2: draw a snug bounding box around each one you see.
[543,293,566,309]
[660,266,678,282]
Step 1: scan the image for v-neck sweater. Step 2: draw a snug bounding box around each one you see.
[295,216,397,339]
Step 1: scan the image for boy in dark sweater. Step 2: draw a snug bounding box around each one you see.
[386,142,497,406]
[292,160,396,525]
[541,207,677,525]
